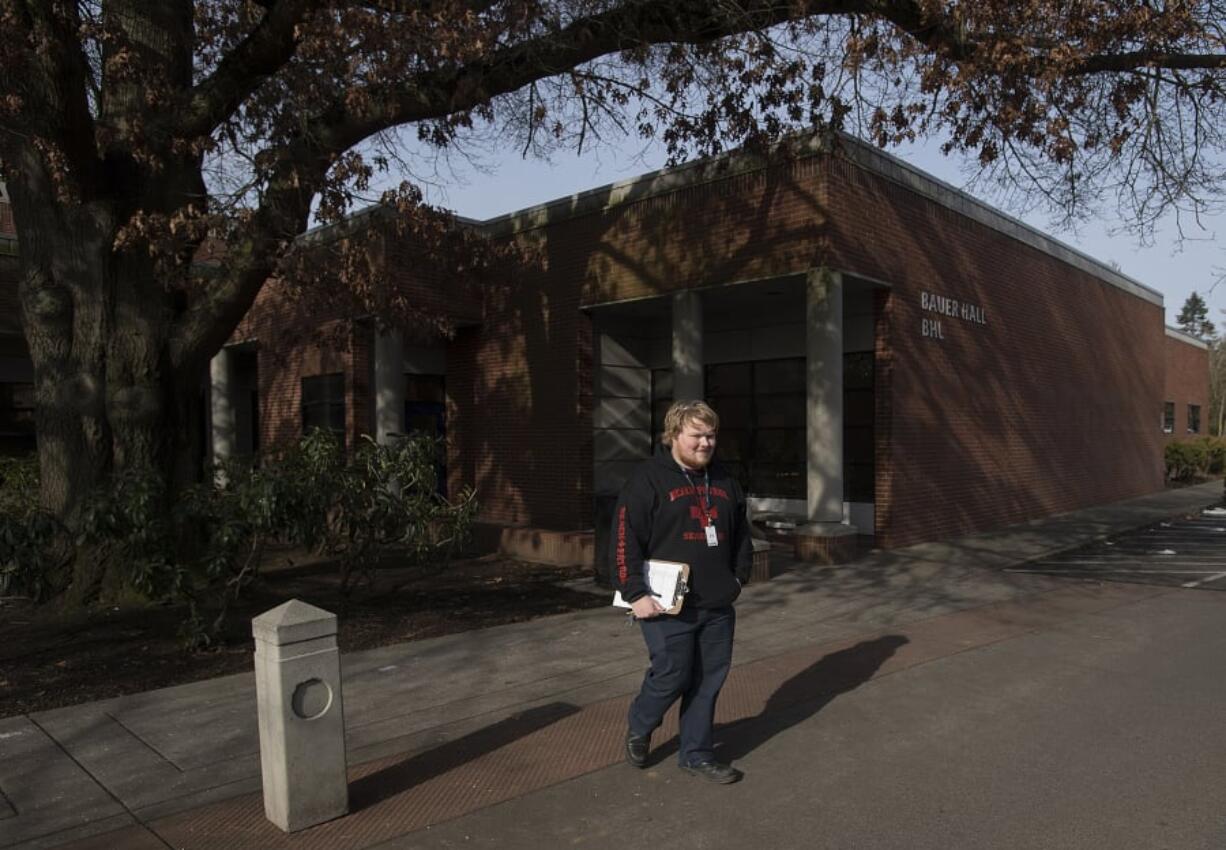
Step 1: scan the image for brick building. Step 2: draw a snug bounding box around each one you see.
[207,136,1214,563]
[1163,327,1210,441]
[0,136,1214,562]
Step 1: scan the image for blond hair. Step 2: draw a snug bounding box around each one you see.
[661,400,719,446]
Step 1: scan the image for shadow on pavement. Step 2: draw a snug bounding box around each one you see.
[348,701,580,810]
[718,634,908,762]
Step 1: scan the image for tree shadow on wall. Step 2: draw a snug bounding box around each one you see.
[461,158,829,532]
[822,156,1167,544]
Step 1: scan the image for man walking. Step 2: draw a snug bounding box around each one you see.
[614,399,753,783]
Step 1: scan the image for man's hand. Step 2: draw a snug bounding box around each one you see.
[630,595,665,619]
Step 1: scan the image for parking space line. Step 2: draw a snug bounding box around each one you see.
[1078,549,1226,556]
[1011,510,1226,590]
[1181,571,1226,589]
[1052,549,1225,555]
[1006,568,1226,575]
[1037,561,1226,568]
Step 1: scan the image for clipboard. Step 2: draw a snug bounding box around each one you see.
[612,559,690,615]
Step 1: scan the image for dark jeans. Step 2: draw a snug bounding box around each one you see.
[628,605,735,766]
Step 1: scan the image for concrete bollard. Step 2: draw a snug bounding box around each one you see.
[252,599,349,832]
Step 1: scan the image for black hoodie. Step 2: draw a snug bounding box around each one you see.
[613,447,753,609]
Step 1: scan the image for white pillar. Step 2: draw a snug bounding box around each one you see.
[252,600,349,833]
[805,269,845,524]
[672,291,704,401]
[373,328,405,445]
[210,348,236,471]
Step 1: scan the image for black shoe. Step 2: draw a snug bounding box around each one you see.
[681,760,743,784]
[625,730,651,768]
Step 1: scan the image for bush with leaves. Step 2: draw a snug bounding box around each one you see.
[285,430,478,594]
[1165,441,1208,482]
[1199,437,1226,475]
[72,462,286,644]
[0,453,68,600]
[1,430,477,647]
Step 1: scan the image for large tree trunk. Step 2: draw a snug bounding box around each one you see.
[1,0,310,607]
[15,183,205,605]
[17,202,115,522]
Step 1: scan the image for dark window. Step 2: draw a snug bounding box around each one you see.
[1162,402,1175,434]
[1188,404,1201,434]
[843,352,875,503]
[650,368,672,449]
[232,350,260,459]
[706,358,806,499]
[404,374,446,440]
[406,374,446,405]
[405,373,447,496]
[0,382,36,454]
[706,354,875,502]
[249,388,261,455]
[302,374,345,442]
[0,382,35,434]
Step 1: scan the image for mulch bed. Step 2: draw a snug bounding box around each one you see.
[0,557,608,718]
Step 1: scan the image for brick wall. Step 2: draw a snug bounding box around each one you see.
[574,158,830,306]
[229,278,367,453]
[228,219,483,457]
[444,247,596,529]
[239,150,1177,545]
[821,156,1165,547]
[1163,334,1210,441]
[454,159,836,530]
[459,152,1170,542]
[381,228,482,325]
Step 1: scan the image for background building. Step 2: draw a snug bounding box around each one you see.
[0,138,1213,564]
[1164,327,1210,441]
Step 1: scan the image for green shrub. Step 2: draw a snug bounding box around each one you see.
[0,431,477,647]
[1201,437,1226,474]
[1165,440,1208,481]
[257,429,477,595]
[0,509,67,601]
[0,454,39,519]
[0,455,68,600]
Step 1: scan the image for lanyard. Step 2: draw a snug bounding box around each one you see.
[680,465,712,525]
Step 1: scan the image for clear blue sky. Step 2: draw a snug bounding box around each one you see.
[403,136,1223,330]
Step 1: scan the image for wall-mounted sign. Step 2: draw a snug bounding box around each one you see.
[920,291,987,341]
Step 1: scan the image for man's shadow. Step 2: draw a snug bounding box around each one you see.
[721,635,907,760]
[651,635,908,763]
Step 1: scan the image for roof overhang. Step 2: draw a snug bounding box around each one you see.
[1166,326,1210,350]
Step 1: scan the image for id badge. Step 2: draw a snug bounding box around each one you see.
[704,524,719,547]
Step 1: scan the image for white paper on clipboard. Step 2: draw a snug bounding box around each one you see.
[612,559,690,614]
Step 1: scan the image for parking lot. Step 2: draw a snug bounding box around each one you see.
[1007,507,1226,590]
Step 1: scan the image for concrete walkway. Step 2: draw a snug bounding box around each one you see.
[1,482,1221,850]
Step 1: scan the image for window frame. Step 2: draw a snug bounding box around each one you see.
[1187,403,1201,435]
[301,373,346,443]
[705,357,811,500]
